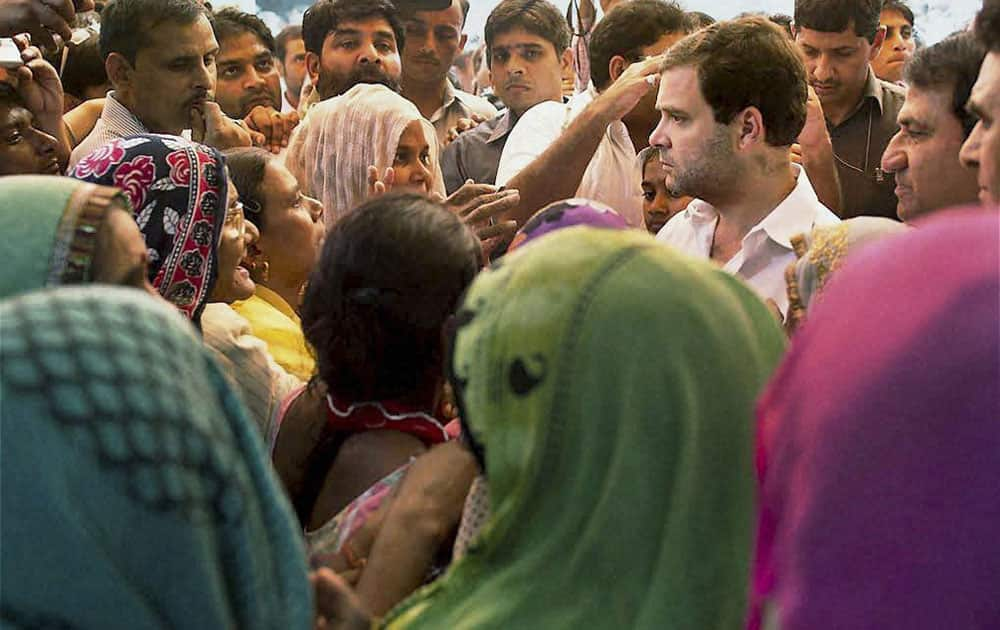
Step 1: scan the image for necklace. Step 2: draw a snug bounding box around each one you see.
[832,104,885,183]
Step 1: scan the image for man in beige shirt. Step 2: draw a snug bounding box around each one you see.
[398,0,496,144]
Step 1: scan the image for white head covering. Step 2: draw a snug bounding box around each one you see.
[286,84,445,225]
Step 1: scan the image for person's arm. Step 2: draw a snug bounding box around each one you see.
[12,36,71,168]
[500,55,663,225]
[352,441,477,617]
[793,86,842,215]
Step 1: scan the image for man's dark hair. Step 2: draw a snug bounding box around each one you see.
[590,0,688,90]
[904,32,986,137]
[99,0,210,64]
[794,0,883,43]
[661,16,808,147]
[769,13,794,38]
[974,0,1000,52]
[61,34,108,99]
[275,24,303,63]
[685,11,715,30]
[484,0,571,66]
[211,7,275,53]
[302,0,406,57]
[882,0,914,26]
[301,193,481,402]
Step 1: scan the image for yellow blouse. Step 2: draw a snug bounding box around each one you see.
[232,285,316,381]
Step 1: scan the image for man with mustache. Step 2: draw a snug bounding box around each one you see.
[439,0,571,193]
[880,33,983,222]
[794,0,905,220]
[960,0,1000,207]
[69,0,256,168]
[301,0,405,104]
[212,8,299,154]
[398,0,496,145]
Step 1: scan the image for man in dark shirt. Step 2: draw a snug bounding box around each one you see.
[440,0,570,193]
[794,0,905,219]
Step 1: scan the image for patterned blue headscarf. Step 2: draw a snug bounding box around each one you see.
[0,286,313,628]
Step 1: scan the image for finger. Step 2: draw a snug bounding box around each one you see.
[373,181,386,195]
[190,107,206,143]
[19,45,42,63]
[250,130,266,147]
[383,167,394,188]
[476,220,518,241]
[462,189,519,223]
[472,113,487,123]
[25,23,57,54]
[367,165,379,188]
[31,2,73,44]
[11,34,31,51]
[74,0,96,11]
[446,181,496,208]
[42,0,77,23]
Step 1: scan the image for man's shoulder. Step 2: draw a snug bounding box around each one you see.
[878,78,907,117]
[452,89,498,119]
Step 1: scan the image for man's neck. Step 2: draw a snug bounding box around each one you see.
[110,90,176,135]
[709,159,798,253]
[401,76,449,120]
[823,70,870,127]
[284,88,300,109]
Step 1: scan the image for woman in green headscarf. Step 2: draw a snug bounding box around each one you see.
[0,285,313,628]
[385,227,787,630]
[0,175,152,299]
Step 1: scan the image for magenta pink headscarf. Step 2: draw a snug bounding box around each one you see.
[749,209,1000,630]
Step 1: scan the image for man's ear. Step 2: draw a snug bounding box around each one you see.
[105,52,133,91]
[869,26,886,61]
[305,51,320,83]
[560,48,573,75]
[608,54,627,83]
[737,106,766,150]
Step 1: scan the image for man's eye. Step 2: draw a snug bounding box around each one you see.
[376,42,393,53]
[221,66,240,78]
[524,50,540,60]
[338,40,357,49]
[493,51,509,63]
[4,132,22,144]
[256,59,274,72]
[642,191,655,201]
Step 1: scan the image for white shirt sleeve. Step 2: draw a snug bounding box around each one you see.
[495,100,569,187]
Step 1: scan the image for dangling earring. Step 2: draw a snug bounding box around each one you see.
[247,244,270,283]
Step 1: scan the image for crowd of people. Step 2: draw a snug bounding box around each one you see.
[0,0,997,627]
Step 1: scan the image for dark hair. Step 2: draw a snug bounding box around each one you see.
[882,0,914,26]
[301,193,481,402]
[974,0,1000,52]
[60,34,108,99]
[302,0,405,57]
[769,13,794,38]
[793,0,882,43]
[99,0,209,64]
[685,11,715,30]
[589,0,688,90]
[484,0,571,66]
[275,24,303,62]
[904,32,986,137]
[224,147,271,229]
[661,17,808,147]
[211,7,275,53]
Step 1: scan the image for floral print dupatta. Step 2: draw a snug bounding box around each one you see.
[71,134,227,322]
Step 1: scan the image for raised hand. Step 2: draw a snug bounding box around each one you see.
[243,105,299,154]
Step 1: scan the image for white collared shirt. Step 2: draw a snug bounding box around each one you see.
[70,92,149,168]
[656,165,840,315]
[495,87,645,229]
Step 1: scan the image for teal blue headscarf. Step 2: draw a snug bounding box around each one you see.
[1,286,313,628]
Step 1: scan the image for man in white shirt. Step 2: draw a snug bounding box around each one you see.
[495,0,691,228]
[652,17,839,316]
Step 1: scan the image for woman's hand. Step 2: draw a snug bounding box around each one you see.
[436,181,520,246]
[367,165,395,197]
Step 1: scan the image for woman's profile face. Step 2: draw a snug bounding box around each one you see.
[209,178,259,304]
[258,160,325,284]
[392,120,434,195]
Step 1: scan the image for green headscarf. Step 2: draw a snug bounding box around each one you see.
[386,228,786,630]
[1,286,313,628]
[0,175,128,299]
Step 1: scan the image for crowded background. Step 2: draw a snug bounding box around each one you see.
[1,0,997,627]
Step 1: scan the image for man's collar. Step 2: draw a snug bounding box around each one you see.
[861,67,885,115]
[485,109,516,143]
[751,165,822,249]
[104,92,149,136]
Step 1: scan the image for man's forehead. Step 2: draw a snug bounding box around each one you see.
[795,25,865,48]
[409,0,463,27]
[0,103,31,126]
[656,66,702,106]
[143,18,218,58]
[329,18,396,39]
[899,85,949,124]
[972,52,1000,111]
[218,32,271,60]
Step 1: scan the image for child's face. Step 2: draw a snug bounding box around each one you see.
[642,158,693,234]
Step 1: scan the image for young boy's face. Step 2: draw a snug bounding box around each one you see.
[641,157,692,234]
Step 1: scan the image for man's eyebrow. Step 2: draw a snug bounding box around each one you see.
[331,28,361,38]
